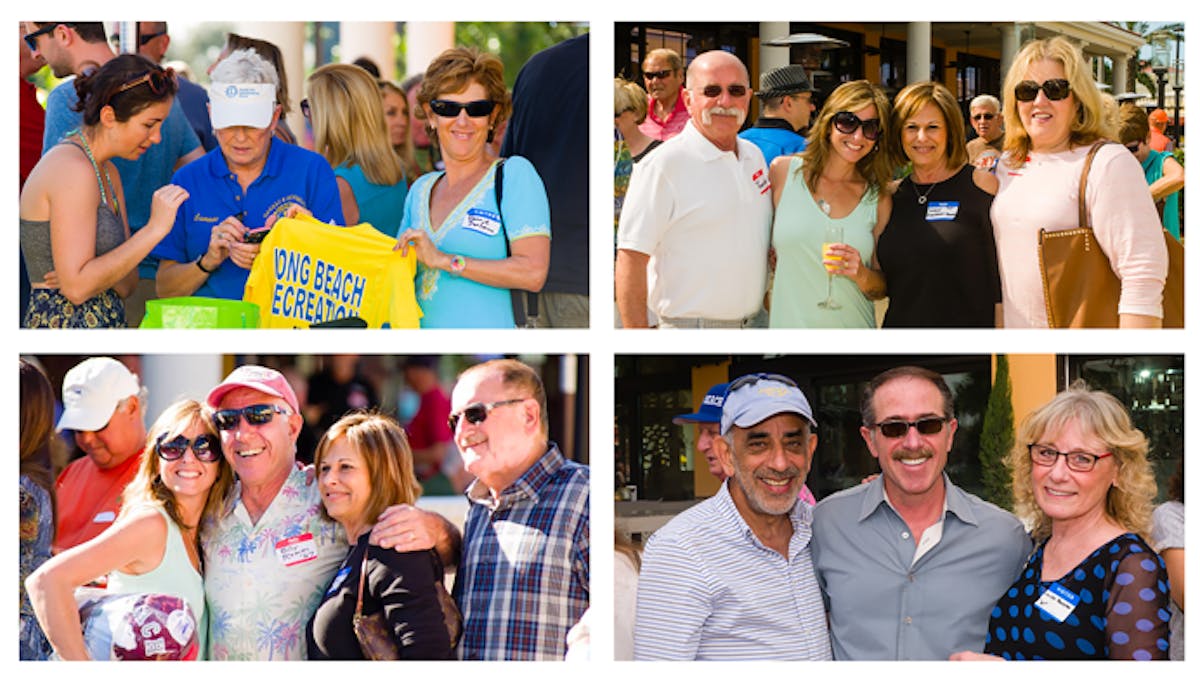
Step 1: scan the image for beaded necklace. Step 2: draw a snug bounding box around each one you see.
[68,128,121,219]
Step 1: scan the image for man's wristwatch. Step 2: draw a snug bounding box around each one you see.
[195,254,214,274]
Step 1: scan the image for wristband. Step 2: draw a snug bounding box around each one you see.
[448,255,466,274]
[195,254,214,274]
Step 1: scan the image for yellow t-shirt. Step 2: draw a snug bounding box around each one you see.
[243,215,421,328]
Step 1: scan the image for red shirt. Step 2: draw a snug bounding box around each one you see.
[406,386,452,480]
[638,88,690,141]
[53,449,144,554]
[20,78,45,188]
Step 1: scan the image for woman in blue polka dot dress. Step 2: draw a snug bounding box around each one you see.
[951,383,1171,661]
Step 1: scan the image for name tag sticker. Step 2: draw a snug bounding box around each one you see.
[752,167,771,195]
[275,532,319,567]
[925,201,959,221]
[93,511,116,524]
[327,565,352,595]
[1035,582,1080,622]
[462,208,501,236]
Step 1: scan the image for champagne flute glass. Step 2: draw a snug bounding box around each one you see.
[818,218,843,310]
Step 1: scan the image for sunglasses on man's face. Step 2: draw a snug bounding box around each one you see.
[697,84,748,99]
[156,433,222,462]
[972,112,996,121]
[213,403,290,431]
[832,111,882,141]
[447,398,526,431]
[871,417,948,439]
[24,23,66,52]
[429,99,496,118]
[1013,79,1071,102]
[643,69,673,81]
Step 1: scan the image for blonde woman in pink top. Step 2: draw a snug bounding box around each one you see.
[990,37,1166,328]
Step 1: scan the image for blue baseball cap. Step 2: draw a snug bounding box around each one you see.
[720,373,816,435]
[672,382,729,425]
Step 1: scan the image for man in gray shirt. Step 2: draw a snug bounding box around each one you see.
[812,365,1031,659]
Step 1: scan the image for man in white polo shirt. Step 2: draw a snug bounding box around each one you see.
[616,50,772,328]
[634,373,830,660]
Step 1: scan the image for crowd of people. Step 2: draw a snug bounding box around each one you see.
[620,367,1184,661]
[615,36,1182,328]
[20,356,590,660]
[19,22,590,329]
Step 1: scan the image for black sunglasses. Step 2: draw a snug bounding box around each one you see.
[116,69,172,97]
[213,403,290,431]
[1013,79,1071,102]
[429,99,496,118]
[698,84,748,98]
[972,112,996,121]
[871,417,948,439]
[727,372,800,393]
[1125,142,1141,153]
[24,23,68,52]
[156,433,222,462]
[448,398,526,431]
[300,98,311,119]
[832,111,882,141]
[643,69,673,81]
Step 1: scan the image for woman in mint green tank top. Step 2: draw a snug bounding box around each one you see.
[767,80,894,328]
[26,400,233,660]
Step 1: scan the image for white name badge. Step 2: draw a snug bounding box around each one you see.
[462,208,502,236]
[1035,582,1080,622]
[275,532,319,567]
[93,510,116,524]
[752,167,771,195]
[925,201,959,221]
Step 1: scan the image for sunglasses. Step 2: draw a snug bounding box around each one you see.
[727,372,800,393]
[643,69,674,81]
[300,98,311,119]
[972,112,996,121]
[156,433,222,462]
[213,403,290,431]
[448,398,527,431]
[832,111,882,141]
[871,417,948,439]
[429,99,496,118]
[1028,443,1113,473]
[24,23,68,52]
[1125,142,1141,153]
[1013,79,1071,102]
[116,69,172,96]
[697,84,749,98]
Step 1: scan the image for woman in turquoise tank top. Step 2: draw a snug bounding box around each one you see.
[767,80,894,328]
[26,400,233,660]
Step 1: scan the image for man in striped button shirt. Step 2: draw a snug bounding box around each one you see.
[634,373,831,660]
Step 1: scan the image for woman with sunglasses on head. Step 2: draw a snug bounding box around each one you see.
[767,80,893,328]
[951,383,1170,660]
[991,37,1166,328]
[304,64,408,236]
[20,54,189,328]
[306,412,454,660]
[875,81,1001,328]
[26,399,233,660]
[396,47,550,328]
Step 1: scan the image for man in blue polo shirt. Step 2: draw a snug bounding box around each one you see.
[739,64,815,167]
[152,47,342,301]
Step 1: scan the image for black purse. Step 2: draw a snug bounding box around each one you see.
[494,158,540,328]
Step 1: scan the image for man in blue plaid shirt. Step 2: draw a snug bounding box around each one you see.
[449,359,590,660]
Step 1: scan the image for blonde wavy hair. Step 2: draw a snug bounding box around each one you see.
[308,63,405,187]
[798,79,895,197]
[313,412,422,526]
[1001,36,1114,168]
[1008,381,1157,542]
[120,399,234,539]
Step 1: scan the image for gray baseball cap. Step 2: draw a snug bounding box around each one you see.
[720,373,816,435]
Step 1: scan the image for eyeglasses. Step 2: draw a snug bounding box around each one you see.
[429,99,496,118]
[727,372,799,393]
[871,417,949,439]
[156,433,222,462]
[697,84,749,98]
[643,69,674,81]
[447,398,527,431]
[213,403,290,431]
[116,69,171,96]
[832,111,882,141]
[23,23,68,52]
[972,112,996,121]
[1013,79,1072,102]
[300,98,311,119]
[1028,443,1113,472]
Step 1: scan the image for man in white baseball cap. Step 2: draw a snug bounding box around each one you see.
[53,357,148,553]
[635,372,830,660]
